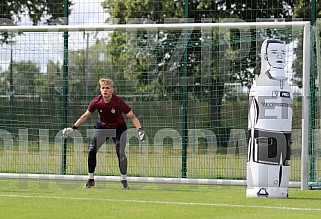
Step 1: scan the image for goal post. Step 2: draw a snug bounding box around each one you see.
[0,21,312,189]
[301,21,311,190]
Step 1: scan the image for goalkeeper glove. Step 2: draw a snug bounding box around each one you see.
[62,126,78,137]
[137,128,146,142]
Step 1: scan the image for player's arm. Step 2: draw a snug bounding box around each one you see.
[126,110,141,129]
[73,110,92,128]
[126,110,146,141]
[62,110,92,137]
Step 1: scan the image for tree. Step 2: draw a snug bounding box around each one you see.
[101,0,295,131]
[67,41,115,102]
[12,60,40,94]
[292,1,321,88]
[0,59,40,116]
[0,0,72,25]
[0,1,73,45]
[294,0,321,20]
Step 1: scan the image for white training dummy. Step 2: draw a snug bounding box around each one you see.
[246,39,293,198]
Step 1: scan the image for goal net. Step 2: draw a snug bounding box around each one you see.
[0,21,313,188]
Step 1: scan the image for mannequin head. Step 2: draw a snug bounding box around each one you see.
[261,39,286,74]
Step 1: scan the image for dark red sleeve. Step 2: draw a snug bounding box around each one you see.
[118,96,131,114]
[87,96,100,113]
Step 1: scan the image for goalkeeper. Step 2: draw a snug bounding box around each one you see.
[63,77,146,189]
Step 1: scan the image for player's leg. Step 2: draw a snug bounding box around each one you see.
[114,123,128,189]
[85,129,107,188]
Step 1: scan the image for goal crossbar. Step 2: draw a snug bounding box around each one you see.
[0,21,311,32]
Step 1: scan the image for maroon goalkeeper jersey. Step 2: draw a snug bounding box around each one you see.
[87,94,131,128]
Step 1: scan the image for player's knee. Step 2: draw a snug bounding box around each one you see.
[119,155,127,162]
[116,147,126,159]
[88,144,97,154]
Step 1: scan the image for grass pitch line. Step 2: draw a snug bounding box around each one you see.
[1,193,321,211]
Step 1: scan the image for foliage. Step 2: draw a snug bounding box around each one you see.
[101,0,295,128]
[0,1,73,44]
[292,0,321,88]
[293,0,321,20]
[0,0,72,25]
[1,60,40,94]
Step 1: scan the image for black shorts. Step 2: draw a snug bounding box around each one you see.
[92,122,128,151]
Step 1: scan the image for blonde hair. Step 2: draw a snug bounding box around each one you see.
[99,77,114,87]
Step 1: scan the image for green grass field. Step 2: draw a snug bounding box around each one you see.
[1,178,321,219]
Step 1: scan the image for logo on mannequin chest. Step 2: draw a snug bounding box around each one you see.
[272,90,291,98]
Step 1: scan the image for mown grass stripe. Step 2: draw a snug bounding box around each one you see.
[1,193,320,211]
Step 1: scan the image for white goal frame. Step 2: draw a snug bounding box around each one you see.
[0,21,311,190]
